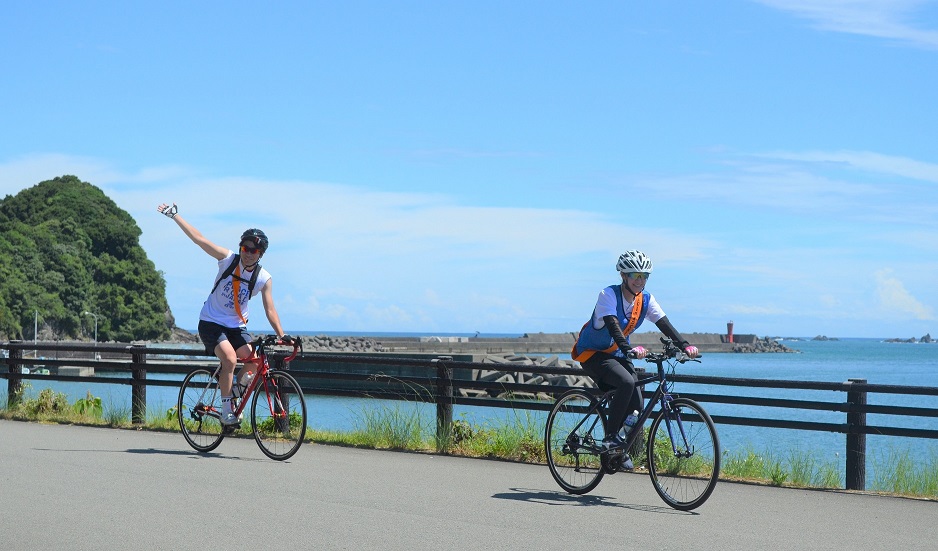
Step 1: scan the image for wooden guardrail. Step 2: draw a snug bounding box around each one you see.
[3,340,937,491]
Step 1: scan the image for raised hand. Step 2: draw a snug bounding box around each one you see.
[157,203,178,219]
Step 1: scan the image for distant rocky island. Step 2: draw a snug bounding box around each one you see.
[885,333,934,344]
[807,333,935,344]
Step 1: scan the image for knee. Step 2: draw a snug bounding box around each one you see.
[236,344,253,361]
[216,347,238,369]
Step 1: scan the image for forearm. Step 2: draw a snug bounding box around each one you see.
[172,214,226,259]
[603,315,633,353]
[261,287,285,336]
[265,308,285,336]
[654,316,689,347]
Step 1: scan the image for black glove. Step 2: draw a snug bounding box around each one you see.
[158,203,177,219]
[279,334,296,345]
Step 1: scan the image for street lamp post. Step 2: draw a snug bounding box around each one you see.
[82,311,99,359]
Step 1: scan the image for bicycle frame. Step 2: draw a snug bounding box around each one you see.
[194,338,300,424]
[575,351,696,457]
[179,334,307,460]
[230,340,300,422]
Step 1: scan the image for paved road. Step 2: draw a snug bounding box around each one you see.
[1,420,935,550]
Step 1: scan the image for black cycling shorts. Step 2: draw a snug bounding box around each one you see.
[198,320,251,356]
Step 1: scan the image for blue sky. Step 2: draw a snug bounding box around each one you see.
[2,1,937,339]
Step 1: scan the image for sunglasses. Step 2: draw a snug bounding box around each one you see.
[626,272,650,280]
[241,245,262,255]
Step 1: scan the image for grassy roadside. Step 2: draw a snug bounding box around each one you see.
[2,386,936,500]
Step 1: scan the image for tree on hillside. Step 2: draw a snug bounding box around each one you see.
[0,175,171,341]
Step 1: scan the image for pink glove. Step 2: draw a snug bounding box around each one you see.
[684,345,699,358]
[629,346,647,359]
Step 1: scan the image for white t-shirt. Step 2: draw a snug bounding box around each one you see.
[199,250,271,328]
[591,285,666,330]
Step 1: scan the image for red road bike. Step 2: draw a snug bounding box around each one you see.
[177,335,307,460]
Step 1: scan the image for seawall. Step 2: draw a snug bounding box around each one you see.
[354,331,793,355]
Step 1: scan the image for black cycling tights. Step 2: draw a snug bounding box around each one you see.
[581,352,643,436]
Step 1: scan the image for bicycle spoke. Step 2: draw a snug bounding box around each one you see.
[251,371,307,460]
[178,369,225,453]
[647,398,720,510]
[545,390,607,494]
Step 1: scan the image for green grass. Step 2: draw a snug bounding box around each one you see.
[352,402,429,449]
[871,445,938,497]
[721,446,843,489]
[1,387,936,500]
[448,410,545,463]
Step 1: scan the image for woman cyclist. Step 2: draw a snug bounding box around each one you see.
[157,202,292,426]
[572,250,699,462]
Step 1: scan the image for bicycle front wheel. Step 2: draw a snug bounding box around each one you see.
[251,371,307,460]
[178,368,225,453]
[647,397,720,511]
[545,389,607,494]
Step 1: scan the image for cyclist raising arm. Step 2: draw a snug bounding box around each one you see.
[157,202,291,426]
[572,250,699,452]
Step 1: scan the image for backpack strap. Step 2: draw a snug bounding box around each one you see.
[210,254,241,295]
[246,263,260,296]
[210,254,262,298]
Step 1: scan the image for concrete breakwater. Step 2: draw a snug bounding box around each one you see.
[322,331,794,355]
[295,332,793,401]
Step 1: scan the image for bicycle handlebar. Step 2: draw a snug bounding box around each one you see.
[252,334,303,362]
[636,337,702,365]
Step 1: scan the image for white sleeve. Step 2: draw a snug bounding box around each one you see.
[644,294,666,323]
[591,288,618,329]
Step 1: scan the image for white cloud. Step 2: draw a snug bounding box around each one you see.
[5,152,937,337]
[755,0,938,49]
[727,304,791,315]
[758,150,938,183]
[0,153,193,195]
[875,269,934,320]
[634,149,938,232]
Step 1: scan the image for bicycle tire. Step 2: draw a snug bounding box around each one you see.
[545,389,607,494]
[251,371,307,460]
[646,397,720,511]
[178,368,225,453]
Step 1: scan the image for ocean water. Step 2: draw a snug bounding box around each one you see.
[6,336,937,483]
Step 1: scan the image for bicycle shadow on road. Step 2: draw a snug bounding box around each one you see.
[491,487,696,516]
[125,448,270,462]
[34,446,269,462]
[35,446,220,459]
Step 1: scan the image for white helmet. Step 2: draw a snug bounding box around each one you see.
[616,250,653,274]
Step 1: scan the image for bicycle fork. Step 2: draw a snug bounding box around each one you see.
[661,394,694,458]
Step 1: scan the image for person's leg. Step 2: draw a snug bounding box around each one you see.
[582,352,637,435]
[198,321,244,425]
[225,328,254,385]
[214,339,239,395]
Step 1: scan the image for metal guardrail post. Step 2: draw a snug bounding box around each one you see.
[7,341,23,408]
[434,356,454,454]
[130,345,147,425]
[845,378,867,491]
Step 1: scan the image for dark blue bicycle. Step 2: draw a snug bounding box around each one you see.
[544,338,720,510]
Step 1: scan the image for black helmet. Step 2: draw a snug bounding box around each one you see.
[240,228,269,252]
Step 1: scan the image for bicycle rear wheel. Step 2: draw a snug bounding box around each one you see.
[545,389,607,494]
[647,397,720,510]
[251,371,307,460]
[178,368,225,453]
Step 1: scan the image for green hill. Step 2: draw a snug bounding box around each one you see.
[0,175,172,341]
